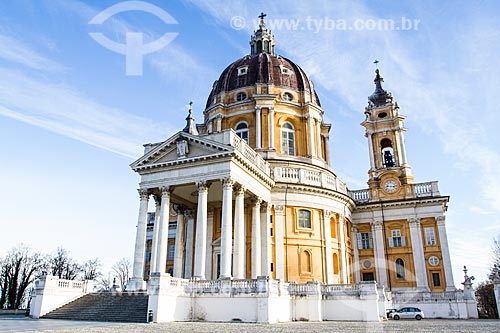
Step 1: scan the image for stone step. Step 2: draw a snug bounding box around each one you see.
[42,292,149,323]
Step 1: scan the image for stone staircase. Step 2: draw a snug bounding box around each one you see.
[42,292,149,323]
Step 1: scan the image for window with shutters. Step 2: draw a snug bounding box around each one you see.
[358,232,373,249]
[389,229,406,247]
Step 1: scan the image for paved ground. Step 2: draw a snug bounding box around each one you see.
[0,318,498,333]
[0,316,127,333]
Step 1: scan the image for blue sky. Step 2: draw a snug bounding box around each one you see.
[0,0,498,286]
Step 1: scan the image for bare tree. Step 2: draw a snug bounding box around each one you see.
[50,247,80,280]
[95,275,112,292]
[493,234,500,270]
[81,258,102,280]
[476,282,498,318]
[0,245,44,309]
[112,258,131,291]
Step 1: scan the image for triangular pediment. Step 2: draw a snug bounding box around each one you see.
[130,131,234,170]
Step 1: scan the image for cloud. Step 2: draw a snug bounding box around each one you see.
[0,67,172,158]
[0,33,65,72]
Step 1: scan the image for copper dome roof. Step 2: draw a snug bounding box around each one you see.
[205,53,321,109]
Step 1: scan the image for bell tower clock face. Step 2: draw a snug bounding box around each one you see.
[383,180,399,193]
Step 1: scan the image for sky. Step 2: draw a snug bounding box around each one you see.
[0,0,499,287]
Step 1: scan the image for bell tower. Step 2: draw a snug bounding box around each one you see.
[361,68,414,200]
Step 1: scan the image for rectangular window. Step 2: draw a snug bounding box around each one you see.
[358,232,373,249]
[432,272,441,287]
[425,227,436,245]
[167,244,175,260]
[298,210,311,229]
[389,229,406,247]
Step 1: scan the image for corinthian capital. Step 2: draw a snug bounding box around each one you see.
[436,216,446,226]
[138,188,149,200]
[371,220,383,230]
[196,181,209,192]
[221,177,234,189]
[408,217,421,227]
[160,186,171,197]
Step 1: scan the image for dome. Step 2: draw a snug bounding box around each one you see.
[205,14,320,109]
[205,53,321,109]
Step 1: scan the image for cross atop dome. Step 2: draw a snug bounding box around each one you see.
[258,12,267,28]
[250,12,275,55]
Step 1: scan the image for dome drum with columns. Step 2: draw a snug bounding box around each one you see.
[124,14,474,323]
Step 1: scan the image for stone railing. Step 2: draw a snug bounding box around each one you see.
[321,283,360,296]
[414,181,440,197]
[390,290,464,302]
[349,181,441,203]
[349,189,370,203]
[30,275,94,318]
[272,166,347,194]
[208,130,271,176]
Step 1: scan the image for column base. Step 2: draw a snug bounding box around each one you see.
[127,278,147,291]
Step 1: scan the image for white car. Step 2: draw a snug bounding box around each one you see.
[390,307,424,320]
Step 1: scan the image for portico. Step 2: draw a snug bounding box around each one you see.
[128,128,274,290]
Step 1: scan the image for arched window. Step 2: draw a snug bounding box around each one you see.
[396,258,405,279]
[381,138,395,168]
[333,253,339,274]
[330,217,337,238]
[298,209,311,229]
[264,40,269,53]
[281,122,295,155]
[301,250,312,273]
[235,122,249,144]
[256,40,262,53]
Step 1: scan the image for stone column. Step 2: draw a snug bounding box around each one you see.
[130,189,149,290]
[220,177,233,279]
[183,209,195,278]
[172,205,185,278]
[233,185,246,279]
[307,115,315,157]
[205,208,214,280]
[338,214,348,283]
[437,216,455,290]
[372,220,388,288]
[269,107,275,149]
[251,197,262,278]
[194,181,209,279]
[408,218,429,290]
[216,114,222,132]
[260,203,271,277]
[366,132,375,170]
[352,226,361,283]
[150,194,161,272]
[323,210,334,284]
[324,135,330,165]
[398,129,408,165]
[316,119,322,159]
[274,205,285,280]
[155,186,171,273]
[255,107,262,149]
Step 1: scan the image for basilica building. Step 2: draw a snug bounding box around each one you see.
[124,16,476,322]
